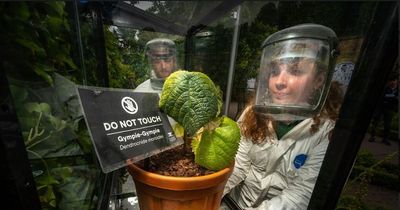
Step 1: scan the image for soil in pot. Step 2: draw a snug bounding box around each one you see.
[130,144,234,210]
[138,144,215,177]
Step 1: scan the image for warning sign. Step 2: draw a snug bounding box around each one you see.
[77,86,181,173]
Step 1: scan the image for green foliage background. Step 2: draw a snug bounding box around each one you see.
[0,1,385,210]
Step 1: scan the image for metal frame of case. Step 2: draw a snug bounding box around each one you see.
[0,1,397,210]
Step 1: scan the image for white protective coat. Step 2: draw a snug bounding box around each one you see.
[134,79,158,93]
[133,79,178,128]
[223,110,334,210]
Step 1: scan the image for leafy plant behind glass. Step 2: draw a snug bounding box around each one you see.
[104,26,147,89]
[0,2,78,84]
[1,2,100,209]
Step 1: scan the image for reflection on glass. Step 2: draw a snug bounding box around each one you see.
[8,74,100,209]
[1,1,377,209]
[1,2,101,209]
[220,1,374,209]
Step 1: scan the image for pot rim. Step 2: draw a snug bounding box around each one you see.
[127,162,234,190]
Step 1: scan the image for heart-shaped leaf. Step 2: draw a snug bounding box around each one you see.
[193,116,240,170]
[159,70,222,135]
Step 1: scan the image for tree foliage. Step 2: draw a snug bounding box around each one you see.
[0,2,102,209]
[0,1,380,209]
[0,2,78,84]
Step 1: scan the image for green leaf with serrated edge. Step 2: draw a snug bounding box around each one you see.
[159,70,222,135]
[194,116,240,171]
[24,102,51,115]
[191,136,200,153]
[173,123,184,138]
[15,38,46,56]
[34,65,53,85]
[15,3,30,21]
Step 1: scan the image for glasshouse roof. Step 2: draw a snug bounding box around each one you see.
[100,1,243,36]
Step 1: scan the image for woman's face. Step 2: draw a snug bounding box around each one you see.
[268,58,324,105]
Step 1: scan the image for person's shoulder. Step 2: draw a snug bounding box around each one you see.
[318,118,336,135]
[134,80,153,92]
[303,117,335,132]
[237,106,253,123]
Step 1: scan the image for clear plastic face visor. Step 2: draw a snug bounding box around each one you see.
[254,38,331,121]
[146,46,177,79]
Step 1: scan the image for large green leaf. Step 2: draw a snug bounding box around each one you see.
[9,85,28,105]
[15,38,46,56]
[34,64,53,85]
[159,70,222,135]
[192,116,240,170]
[14,2,30,21]
[44,1,65,17]
[25,102,51,115]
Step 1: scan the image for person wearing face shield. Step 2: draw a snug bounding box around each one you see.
[222,24,343,210]
[135,38,178,93]
[134,38,180,140]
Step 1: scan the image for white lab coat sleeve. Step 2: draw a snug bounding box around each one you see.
[223,136,253,196]
[250,134,330,210]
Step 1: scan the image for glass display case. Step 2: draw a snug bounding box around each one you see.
[0,1,397,210]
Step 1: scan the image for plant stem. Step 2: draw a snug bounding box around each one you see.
[143,158,150,170]
[183,130,192,154]
[342,150,399,195]
[27,149,51,177]
[348,151,398,185]
[26,134,51,150]
[27,111,45,143]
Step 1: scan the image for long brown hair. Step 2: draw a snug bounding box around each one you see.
[240,81,343,144]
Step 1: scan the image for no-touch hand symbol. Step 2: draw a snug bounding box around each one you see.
[121,97,138,114]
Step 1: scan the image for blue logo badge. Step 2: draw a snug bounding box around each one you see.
[293,154,308,169]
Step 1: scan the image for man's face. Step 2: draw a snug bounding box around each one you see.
[267,57,324,105]
[150,49,176,78]
[388,79,398,89]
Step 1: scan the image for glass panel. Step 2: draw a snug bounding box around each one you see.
[1,1,102,209]
[131,1,224,32]
[186,9,237,117]
[2,1,382,209]
[103,26,185,89]
[99,4,187,209]
[96,2,238,208]
[231,1,376,118]
[221,1,378,209]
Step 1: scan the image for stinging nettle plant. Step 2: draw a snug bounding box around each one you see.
[159,70,241,171]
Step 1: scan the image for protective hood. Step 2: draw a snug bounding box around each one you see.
[254,24,339,121]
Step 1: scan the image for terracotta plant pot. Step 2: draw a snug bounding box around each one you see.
[127,163,234,210]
